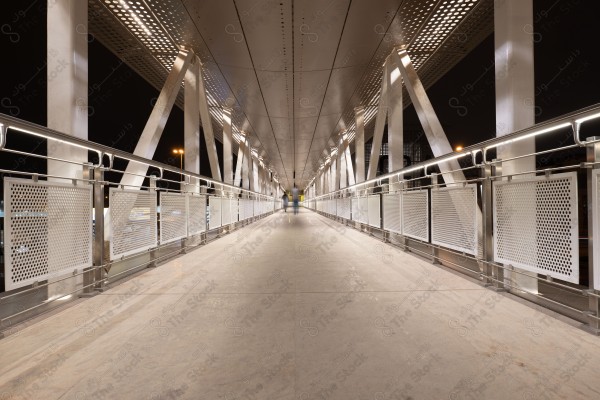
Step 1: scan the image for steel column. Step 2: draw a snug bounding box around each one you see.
[47,0,88,180]
[355,106,366,183]
[198,61,222,182]
[185,57,201,193]
[222,107,233,186]
[494,0,537,293]
[367,60,390,180]
[234,138,245,188]
[586,137,600,333]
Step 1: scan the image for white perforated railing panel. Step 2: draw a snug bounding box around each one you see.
[222,197,232,225]
[337,198,351,219]
[351,198,359,221]
[209,197,222,230]
[368,195,381,228]
[493,172,579,283]
[359,197,368,224]
[431,185,478,255]
[240,199,249,220]
[403,190,429,242]
[593,170,600,290]
[110,188,157,260]
[230,198,239,222]
[383,193,402,234]
[159,193,187,244]
[4,178,93,291]
[188,194,206,236]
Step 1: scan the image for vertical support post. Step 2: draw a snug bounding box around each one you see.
[222,107,233,186]
[243,142,251,190]
[430,173,440,264]
[481,163,496,287]
[93,167,106,290]
[586,137,600,334]
[355,106,366,183]
[388,61,404,173]
[148,176,158,268]
[47,0,88,180]
[495,0,537,293]
[340,147,347,189]
[234,138,245,188]
[185,57,201,193]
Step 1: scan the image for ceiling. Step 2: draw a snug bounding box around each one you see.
[89,0,493,190]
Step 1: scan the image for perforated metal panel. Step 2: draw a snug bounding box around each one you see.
[110,188,157,260]
[431,185,478,255]
[403,190,429,242]
[188,194,206,236]
[358,197,368,224]
[494,173,579,283]
[351,197,359,222]
[209,197,222,230]
[159,192,187,244]
[230,198,239,222]
[222,197,232,225]
[337,198,351,220]
[383,193,402,234]
[368,195,381,228]
[4,178,93,291]
[592,170,600,290]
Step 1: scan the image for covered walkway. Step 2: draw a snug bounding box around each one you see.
[1,208,600,400]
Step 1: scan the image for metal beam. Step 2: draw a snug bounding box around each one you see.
[198,61,222,182]
[121,48,193,188]
[387,59,404,172]
[222,107,233,185]
[184,57,200,193]
[367,60,390,181]
[394,49,464,183]
[355,107,366,183]
[234,138,245,188]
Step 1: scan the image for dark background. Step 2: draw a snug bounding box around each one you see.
[1,0,599,180]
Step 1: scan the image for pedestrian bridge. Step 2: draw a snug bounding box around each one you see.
[2,206,600,399]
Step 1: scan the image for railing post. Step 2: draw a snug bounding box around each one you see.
[484,161,504,290]
[430,173,440,265]
[149,176,158,268]
[93,166,107,291]
[586,136,600,334]
[481,164,494,286]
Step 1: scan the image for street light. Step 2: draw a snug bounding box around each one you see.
[172,148,184,170]
[454,145,463,152]
[172,148,184,181]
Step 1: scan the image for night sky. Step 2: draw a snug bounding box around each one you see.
[1,0,600,182]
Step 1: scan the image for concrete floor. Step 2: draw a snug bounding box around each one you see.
[1,208,600,400]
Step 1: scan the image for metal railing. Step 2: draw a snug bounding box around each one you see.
[304,103,600,334]
[0,113,281,332]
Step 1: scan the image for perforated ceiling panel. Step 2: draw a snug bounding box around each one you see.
[110,188,157,260]
[431,185,478,255]
[89,0,493,190]
[4,179,93,291]
[493,173,579,284]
